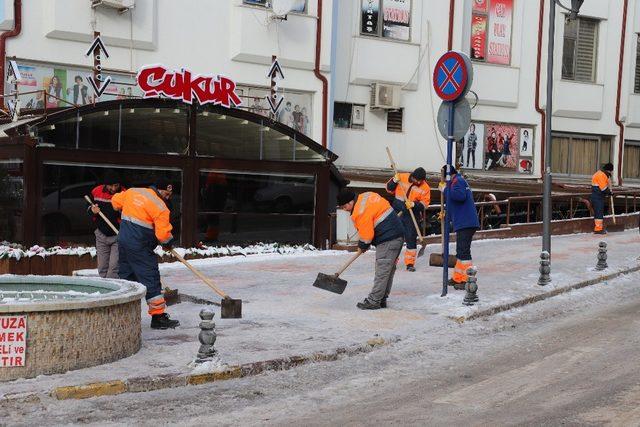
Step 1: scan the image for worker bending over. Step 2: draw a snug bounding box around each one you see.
[337,189,404,310]
[443,166,480,290]
[590,163,613,235]
[386,167,431,271]
[112,179,180,329]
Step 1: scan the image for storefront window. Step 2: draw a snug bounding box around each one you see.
[551,134,611,177]
[196,107,325,161]
[197,170,315,245]
[624,141,640,180]
[41,163,182,246]
[361,0,411,42]
[0,161,24,242]
[470,0,513,65]
[33,106,189,154]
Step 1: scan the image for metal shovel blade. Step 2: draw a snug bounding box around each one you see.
[417,244,426,258]
[607,224,625,233]
[429,253,457,268]
[162,287,181,306]
[313,273,348,295]
[221,297,242,319]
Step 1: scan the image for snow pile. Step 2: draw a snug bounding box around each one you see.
[154,242,317,259]
[0,244,96,260]
[189,356,228,374]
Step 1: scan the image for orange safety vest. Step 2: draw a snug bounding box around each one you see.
[351,192,395,244]
[388,173,431,207]
[111,188,173,244]
[591,170,610,192]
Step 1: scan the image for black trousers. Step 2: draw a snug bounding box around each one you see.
[456,227,477,261]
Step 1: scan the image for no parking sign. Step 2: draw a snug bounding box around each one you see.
[433,51,473,102]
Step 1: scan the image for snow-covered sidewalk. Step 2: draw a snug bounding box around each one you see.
[2,231,639,398]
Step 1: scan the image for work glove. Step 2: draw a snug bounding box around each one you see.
[90,205,100,214]
[357,241,370,252]
[393,173,401,183]
[161,238,175,252]
[438,181,446,192]
[405,200,415,209]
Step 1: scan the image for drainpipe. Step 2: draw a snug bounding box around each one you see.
[0,0,22,98]
[615,0,629,186]
[314,0,328,148]
[447,0,455,50]
[327,0,338,151]
[535,0,546,178]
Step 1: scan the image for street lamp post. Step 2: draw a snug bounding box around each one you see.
[540,0,583,285]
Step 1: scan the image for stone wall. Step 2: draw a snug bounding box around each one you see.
[0,300,141,382]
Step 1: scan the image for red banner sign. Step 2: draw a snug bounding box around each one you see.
[0,315,27,367]
[470,14,487,61]
[472,0,488,13]
[487,0,513,65]
[136,65,243,108]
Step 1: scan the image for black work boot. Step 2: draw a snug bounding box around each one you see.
[448,279,466,290]
[406,264,416,272]
[356,299,381,310]
[380,297,388,308]
[593,229,607,235]
[151,313,180,329]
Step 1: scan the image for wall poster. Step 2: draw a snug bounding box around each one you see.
[361,0,380,36]
[382,0,411,41]
[486,0,513,65]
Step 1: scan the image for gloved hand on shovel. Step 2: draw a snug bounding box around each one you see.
[161,238,175,252]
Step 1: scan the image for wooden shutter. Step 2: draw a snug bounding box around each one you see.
[387,109,403,132]
[575,18,598,82]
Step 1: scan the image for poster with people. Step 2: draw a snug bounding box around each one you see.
[244,87,312,137]
[484,123,519,172]
[461,122,485,170]
[13,61,140,110]
[519,127,533,157]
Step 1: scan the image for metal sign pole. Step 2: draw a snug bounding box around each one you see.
[442,101,455,297]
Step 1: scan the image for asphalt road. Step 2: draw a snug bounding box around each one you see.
[4,275,640,426]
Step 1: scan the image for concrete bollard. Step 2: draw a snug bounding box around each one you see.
[195,308,218,364]
[463,266,479,306]
[596,241,608,271]
[537,251,551,286]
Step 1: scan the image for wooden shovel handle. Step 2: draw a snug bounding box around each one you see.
[170,249,228,299]
[85,195,119,234]
[385,147,424,241]
[335,250,363,277]
[610,195,617,224]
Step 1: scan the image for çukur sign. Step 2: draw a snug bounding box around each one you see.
[136,64,243,108]
[0,315,27,368]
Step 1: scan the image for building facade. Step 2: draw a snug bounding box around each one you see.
[0,0,342,248]
[331,0,640,187]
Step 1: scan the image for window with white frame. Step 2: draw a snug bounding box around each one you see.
[360,0,411,42]
[243,0,307,14]
[562,17,599,82]
[469,0,514,65]
[333,102,365,130]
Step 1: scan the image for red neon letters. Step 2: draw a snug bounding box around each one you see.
[136,65,243,108]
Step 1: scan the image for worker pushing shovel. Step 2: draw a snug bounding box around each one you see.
[315,188,404,310]
[385,147,430,271]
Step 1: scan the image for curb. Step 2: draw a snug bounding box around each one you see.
[451,264,640,323]
[45,336,396,401]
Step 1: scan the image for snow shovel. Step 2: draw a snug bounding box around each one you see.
[608,195,625,232]
[428,179,456,268]
[84,195,181,306]
[385,147,426,258]
[169,248,242,318]
[313,250,363,294]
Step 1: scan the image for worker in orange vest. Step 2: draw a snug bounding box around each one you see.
[112,179,180,330]
[590,163,613,234]
[337,188,404,310]
[386,167,431,271]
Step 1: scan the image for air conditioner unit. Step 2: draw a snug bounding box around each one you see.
[370,83,401,110]
[91,0,135,11]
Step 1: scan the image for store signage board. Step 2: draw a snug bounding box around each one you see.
[136,65,243,108]
[433,51,472,102]
[85,34,112,97]
[0,315,27,367]
[266,57,285,114]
